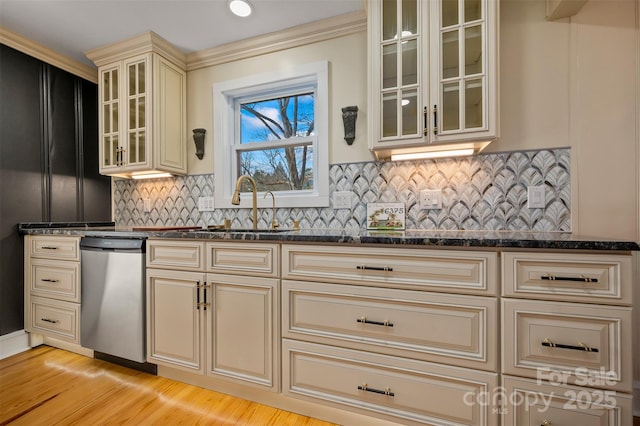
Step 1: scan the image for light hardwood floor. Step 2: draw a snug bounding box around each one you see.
[0,346,336,425]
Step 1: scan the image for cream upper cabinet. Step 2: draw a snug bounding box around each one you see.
[368,0,499,159]
[87,32,187,178]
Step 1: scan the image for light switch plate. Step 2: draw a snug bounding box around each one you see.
[332,191,352,209]
[527,185,545,209]
[198,196,215,211]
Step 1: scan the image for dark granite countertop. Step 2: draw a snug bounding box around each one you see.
[18,222,640,251]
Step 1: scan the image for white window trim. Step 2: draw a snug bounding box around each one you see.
[213,61,329,209]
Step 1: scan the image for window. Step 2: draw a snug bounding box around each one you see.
[214,61,329,209]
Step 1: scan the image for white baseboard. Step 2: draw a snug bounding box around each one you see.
[634,380,640,417]
[0,330,30,359]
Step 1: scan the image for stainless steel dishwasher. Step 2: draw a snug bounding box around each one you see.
[80,237,146,363]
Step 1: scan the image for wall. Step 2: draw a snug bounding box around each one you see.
[179,0,639,240]
[115,148,571,231]
[0,44,112,337]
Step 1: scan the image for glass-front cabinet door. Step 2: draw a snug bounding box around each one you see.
[368,0,498,157]
[123,54,152,170]
[98,54,152,174]
[379,0,422,141]
[99,63,121,172]
[431,0,497,140]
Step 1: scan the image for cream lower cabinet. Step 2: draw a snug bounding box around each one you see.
[146,239,279,391]
[24,235,81,344]
[147,268,204,371]
[281,244,499,425]
[501,250,634,424]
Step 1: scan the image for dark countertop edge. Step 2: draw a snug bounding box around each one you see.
[17,226,640,251]
[19,222,115,231]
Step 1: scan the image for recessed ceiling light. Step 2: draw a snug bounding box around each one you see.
[229,0,252,17]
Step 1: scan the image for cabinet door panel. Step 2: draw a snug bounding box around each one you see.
[206,273,278,390]
[147,269,203,372]
[154,55,186,173]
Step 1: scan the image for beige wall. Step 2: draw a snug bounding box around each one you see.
[186,31,370,175]
[186,0,640,241]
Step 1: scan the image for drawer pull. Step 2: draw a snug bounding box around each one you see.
[356,265,393,272]
[541,274,598,283]
[357,383,395,397]
[41,246,59,250]
[541,338,599,353]
[41,318,59,324]
[41,278,59,283]
[357,316,394,327]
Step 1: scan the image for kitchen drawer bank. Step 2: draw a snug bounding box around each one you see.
[21,227,638,425]
[146,239,502,425]
[23,235,93,357]
[501,250,635,424]
[146,238,636,426]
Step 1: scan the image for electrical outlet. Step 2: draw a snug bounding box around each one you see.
[198,196,215,211]
[419,189,442,210]
[527,185,545,209]
[332,191,352,209]
[143,198,151,213]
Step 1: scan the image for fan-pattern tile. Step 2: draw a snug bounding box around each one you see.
[113,148,571,232]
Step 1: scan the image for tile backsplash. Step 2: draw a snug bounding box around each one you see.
[114,148,570,232]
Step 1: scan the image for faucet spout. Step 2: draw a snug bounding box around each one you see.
[231,175,258,230]
[264,191,279,230]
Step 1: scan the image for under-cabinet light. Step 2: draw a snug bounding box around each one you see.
[131,172,173,180]
[229,0,252,17]
[391,148,475,161]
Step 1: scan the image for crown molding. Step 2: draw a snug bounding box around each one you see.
[186,10,367,71]
[85,31,186,68]
[0,26,97,83]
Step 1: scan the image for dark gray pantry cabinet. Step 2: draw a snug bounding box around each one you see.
[0,44,111,336]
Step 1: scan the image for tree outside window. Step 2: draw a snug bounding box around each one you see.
[238,93,314,192]
[213,61,329,209]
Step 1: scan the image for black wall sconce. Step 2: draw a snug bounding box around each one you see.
[193,128,206,159]
[341,106,358,145]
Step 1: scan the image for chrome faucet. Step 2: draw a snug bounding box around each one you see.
[264,191,279,230]
[231,175,258,229]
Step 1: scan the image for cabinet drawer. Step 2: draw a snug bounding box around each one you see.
[28,296,79,343]
[283,280,497,371]
[502,376,632,426]
[206,242,278,277]
[147,239,205,271]
[502,299,632,392]
[29,258,80,302]
[502,251,632,305]
[282,244,497,295]
[28,235,80,261]
[282,339,499,426]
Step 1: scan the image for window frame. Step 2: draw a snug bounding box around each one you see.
[213,61,329,209]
